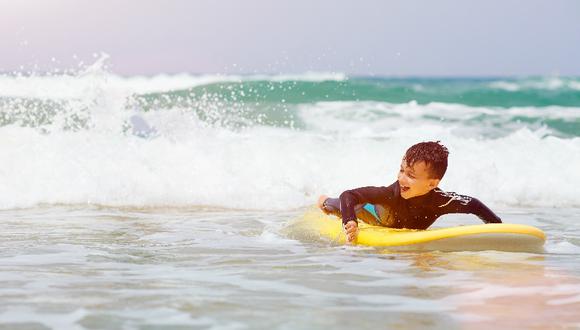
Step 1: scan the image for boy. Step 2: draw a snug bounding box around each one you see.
[317,141,501,243]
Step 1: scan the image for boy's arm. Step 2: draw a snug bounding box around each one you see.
[434,190,502,224]
[339,184,395,226]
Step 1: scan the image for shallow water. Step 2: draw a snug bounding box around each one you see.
[0,206,578,329]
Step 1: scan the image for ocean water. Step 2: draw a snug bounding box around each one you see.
[1,62,580,329]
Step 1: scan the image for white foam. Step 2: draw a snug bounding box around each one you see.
[489,77,580,91]
[0,65,345,99]
[1,68,580,210]
[1,113,580,210]
[489,81,520,91]
[570,81,580,91]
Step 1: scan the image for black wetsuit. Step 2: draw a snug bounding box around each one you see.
[322,181,502,229]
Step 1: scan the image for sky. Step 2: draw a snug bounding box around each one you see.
[1,0,579,76]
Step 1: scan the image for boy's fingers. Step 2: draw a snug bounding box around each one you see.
[344,221,357,230]
[347,232,357,242]
[345,229,357,243]
[343,221,358,243]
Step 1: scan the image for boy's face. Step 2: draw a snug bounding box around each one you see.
[397,158,440,199]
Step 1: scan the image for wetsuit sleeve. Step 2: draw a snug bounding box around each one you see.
[339,185,394,226]
[435,191,502,224]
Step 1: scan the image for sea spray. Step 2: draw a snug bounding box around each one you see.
[1,62,579,210]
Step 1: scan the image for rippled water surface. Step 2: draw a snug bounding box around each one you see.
[1,206,579,329]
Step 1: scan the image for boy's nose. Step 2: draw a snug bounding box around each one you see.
[397,174,404,184]
[398,174,408,186]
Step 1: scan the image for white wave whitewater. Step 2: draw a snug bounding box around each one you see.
[2,64,580,329]
[1,68,580,210]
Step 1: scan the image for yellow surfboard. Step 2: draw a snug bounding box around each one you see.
[301,210,546,252]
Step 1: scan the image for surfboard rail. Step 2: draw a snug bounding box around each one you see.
[307,211,546,252]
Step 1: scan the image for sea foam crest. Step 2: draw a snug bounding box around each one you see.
[489,77,580,91]
[1,61,579,210]
[1,118,579,210]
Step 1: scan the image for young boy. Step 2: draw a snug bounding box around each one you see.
[317,141,501,243]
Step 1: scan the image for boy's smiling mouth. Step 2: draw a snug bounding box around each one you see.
[400,184,410,193]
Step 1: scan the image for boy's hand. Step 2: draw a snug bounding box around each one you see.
[344,220,358,244]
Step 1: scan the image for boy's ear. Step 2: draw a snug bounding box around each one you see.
[428,179,440,189]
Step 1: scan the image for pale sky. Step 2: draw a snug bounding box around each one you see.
[1,0,579,76]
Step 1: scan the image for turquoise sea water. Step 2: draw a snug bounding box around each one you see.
[1,66,579,328]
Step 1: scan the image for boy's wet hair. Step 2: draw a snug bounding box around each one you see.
[404,141,449,179]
